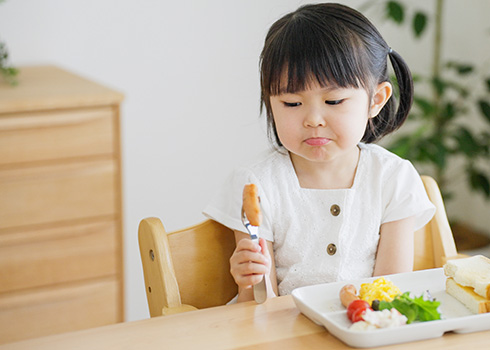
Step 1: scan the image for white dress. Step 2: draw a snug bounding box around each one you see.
[203,143,435,296]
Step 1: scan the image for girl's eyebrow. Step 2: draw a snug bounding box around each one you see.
[277,85,340,95]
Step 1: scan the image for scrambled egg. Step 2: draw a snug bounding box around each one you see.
[359,277,401,304]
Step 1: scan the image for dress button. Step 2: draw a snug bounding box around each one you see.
[330,204,341,216]
[327,243,337,255]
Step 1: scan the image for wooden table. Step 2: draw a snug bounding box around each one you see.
[1,295,489,349]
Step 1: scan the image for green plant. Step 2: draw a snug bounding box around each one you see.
[0,40,18,85]
[364,0,490,200]
[0,0,18,85]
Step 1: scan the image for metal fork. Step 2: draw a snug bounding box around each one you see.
[241,208,267,304]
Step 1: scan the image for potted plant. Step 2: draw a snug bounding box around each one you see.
[0,0,18,85]
[0,40,18,85]
[363,0,490,249]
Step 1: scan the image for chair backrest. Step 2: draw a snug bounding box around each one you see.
[139,175,460,317]
[413,175,460,270]
[138,218,237,317]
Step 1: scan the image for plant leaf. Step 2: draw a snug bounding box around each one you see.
[457,65,473,75]
[478,100,490,123]
[454,127,482,157]
[432,77,446,96]
[386,1,404,24]
[413,12,427,37]
[388,135,416,158]
[442,102,457,122]
[443,79,469,97]
[469,169,490,197]
[486,78,490,92]
[413,97,435,116]
[430,138,447,170]
[446,61,474,75]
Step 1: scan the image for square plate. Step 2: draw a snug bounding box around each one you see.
[291,268,490,348]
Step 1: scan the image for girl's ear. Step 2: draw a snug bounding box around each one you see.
[370,82,392,118]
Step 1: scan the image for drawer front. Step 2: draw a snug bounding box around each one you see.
[0,221,119,293]
[0,278,121,344]
[0,160,117,230]
[0,107,115,166]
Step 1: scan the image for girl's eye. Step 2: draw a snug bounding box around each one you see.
[283,102,301,107]
[325,99,344,105]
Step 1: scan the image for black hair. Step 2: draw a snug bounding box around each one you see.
[259,3,413,146]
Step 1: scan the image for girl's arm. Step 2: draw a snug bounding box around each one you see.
[373,216,415,276]
[230,230,278,302]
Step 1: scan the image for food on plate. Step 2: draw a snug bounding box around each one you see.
[349,308,407,331]
[242,184,262,226]
[378,292,441,323]
[446,277,490,314]
[346,299,372,323]
[339,284,360,308]
[359,277,401,304]
[443,255,490,314]
[444,255,490,300]
[338,277,441,330]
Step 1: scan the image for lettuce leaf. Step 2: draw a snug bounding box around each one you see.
[378,292,441,324]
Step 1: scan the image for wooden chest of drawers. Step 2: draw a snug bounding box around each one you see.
[0,66,124,344]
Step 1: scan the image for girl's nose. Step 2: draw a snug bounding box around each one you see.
[304,108,326,128]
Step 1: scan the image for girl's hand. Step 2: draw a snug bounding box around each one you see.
[230,237,271,290]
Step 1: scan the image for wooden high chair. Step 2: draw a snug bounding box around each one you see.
[413,175,465,270]
[138,175,462,317]
[138,218,237,317]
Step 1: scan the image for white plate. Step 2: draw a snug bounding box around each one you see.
[291,268,490,348]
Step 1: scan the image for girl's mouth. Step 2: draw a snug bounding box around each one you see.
[305,137,330,146]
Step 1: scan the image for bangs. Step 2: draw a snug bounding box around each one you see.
[261,10,372,96]
[260,3,404,146]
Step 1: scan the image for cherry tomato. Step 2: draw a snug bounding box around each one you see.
[351,307,368,323]
[346,299,371,323]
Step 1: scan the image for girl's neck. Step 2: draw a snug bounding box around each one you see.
[290,146,361,190]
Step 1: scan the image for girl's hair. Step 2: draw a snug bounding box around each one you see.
[260,3,413,145]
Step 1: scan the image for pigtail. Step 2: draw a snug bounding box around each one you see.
[364,49,414,143]
[388,49,414,131]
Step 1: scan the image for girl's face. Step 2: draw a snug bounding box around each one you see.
[270,80,391,166]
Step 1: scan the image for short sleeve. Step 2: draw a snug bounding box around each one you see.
[381,160,436,230]
[202,167,274,241]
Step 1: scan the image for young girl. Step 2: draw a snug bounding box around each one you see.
[204,3,435,303]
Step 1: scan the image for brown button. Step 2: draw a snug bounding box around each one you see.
[327,243,337,255]
[330,204,341,216]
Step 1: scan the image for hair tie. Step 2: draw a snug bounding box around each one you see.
[388,47,393,54]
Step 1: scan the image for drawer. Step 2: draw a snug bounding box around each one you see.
[0,278,121,344]
[0,159,118,230]
[0,221,119,293]
[0,107,115,166]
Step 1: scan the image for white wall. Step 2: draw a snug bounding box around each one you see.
[1,0,489,322]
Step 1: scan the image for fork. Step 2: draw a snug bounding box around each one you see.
[241,208,267,304]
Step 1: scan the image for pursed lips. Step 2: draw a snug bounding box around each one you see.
[304,137,330,146]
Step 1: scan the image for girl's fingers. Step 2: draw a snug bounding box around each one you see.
[230,237,273,289]
[235,238,261,252]
[231,249,268,267]
[236,260,269,275]
[258,238,270,258]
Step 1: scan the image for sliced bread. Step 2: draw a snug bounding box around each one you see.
[444,255,490,299]
[446,277,490,314]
